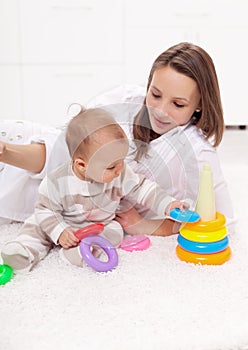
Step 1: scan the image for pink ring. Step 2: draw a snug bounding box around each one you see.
[120,235,150,252]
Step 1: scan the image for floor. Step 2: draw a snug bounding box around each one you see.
[1,126,248,350]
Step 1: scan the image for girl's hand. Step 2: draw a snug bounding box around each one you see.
[58,227,80,248]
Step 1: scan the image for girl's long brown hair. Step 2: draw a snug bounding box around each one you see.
[133,42,224,161]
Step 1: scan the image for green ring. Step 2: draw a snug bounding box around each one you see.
[0,264,13,285]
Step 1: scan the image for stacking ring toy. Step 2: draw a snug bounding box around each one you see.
[170,208,200,223]
[0,264,13,285]
[183,212,226,232]
[80,235,118,272]
[180,225,227,243]
[120,235,150,252]
[176,245,231,265]
[74,223,104,240]
[177,235,229,254]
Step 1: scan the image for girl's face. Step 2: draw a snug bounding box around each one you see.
[146,66,201,134]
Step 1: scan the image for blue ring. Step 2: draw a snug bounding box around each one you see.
[80,235,118,272]
[177,234,229,254]
[170,208,200,223]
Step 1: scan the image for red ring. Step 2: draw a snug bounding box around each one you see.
[74,223,104,240]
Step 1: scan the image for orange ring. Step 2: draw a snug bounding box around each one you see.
[182,212,226,232]
[180,225,227,243]
[176,245,231,265]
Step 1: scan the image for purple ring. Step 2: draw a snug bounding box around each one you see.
[79,235,118,272]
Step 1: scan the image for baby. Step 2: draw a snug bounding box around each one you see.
[1,107,188,271]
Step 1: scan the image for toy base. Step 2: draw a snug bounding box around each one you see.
[176,245,231,265]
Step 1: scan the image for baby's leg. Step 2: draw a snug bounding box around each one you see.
[1,221,53,271]
[60,221,124,267]
[100,220,124,248]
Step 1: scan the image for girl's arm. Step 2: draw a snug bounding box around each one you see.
[0,141,46,173]
[115,207,181,236]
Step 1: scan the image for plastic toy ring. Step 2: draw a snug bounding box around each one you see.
[120,235,150,252]
[170,208,200,223]
[183,212,226,232]
[80,235,118,272]
[177,234,229,254]
[0,264,13,285]
[74,223,104,240]
[176,245,231,265]
[180,225,227,243]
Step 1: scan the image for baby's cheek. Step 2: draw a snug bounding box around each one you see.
[102,171,112,183]
[86,165,101,180]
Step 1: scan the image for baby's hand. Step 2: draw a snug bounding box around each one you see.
[58,227,79,248]
[165,201,189,216]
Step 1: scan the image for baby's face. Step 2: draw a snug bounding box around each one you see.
[84,136,129,183]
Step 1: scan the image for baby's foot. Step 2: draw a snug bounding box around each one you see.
[60,245,104,267]
[59,246,85,267]
[1,242,31,271]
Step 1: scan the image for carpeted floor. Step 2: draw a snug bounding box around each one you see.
[0,128,248,350]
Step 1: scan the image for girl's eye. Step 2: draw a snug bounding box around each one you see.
[151,92,161,98]
[174,102,184,108]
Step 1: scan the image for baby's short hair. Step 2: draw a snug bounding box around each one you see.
[66,106,126,158]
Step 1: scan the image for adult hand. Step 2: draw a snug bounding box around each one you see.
[0,142,6,160]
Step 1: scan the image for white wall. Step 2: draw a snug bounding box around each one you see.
[1,0,248,126]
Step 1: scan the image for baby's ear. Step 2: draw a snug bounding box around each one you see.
[74,158,86,171]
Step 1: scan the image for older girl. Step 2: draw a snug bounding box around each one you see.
[0,42,235,234]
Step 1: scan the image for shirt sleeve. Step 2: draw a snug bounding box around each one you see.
[86,84,146,108]
[121,164,175,217]
[29,127,64,180]
[34,175,71,244]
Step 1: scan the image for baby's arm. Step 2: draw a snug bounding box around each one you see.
[123,166,190,219]
[115,199,189,236]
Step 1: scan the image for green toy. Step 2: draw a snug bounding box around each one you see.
[0,264,13,285]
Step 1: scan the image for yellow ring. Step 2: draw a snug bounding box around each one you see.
[176,245,231,265]
[182,212,226,232]
[180,225,227,243]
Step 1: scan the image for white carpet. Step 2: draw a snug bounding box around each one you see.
[1,130,248,350]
